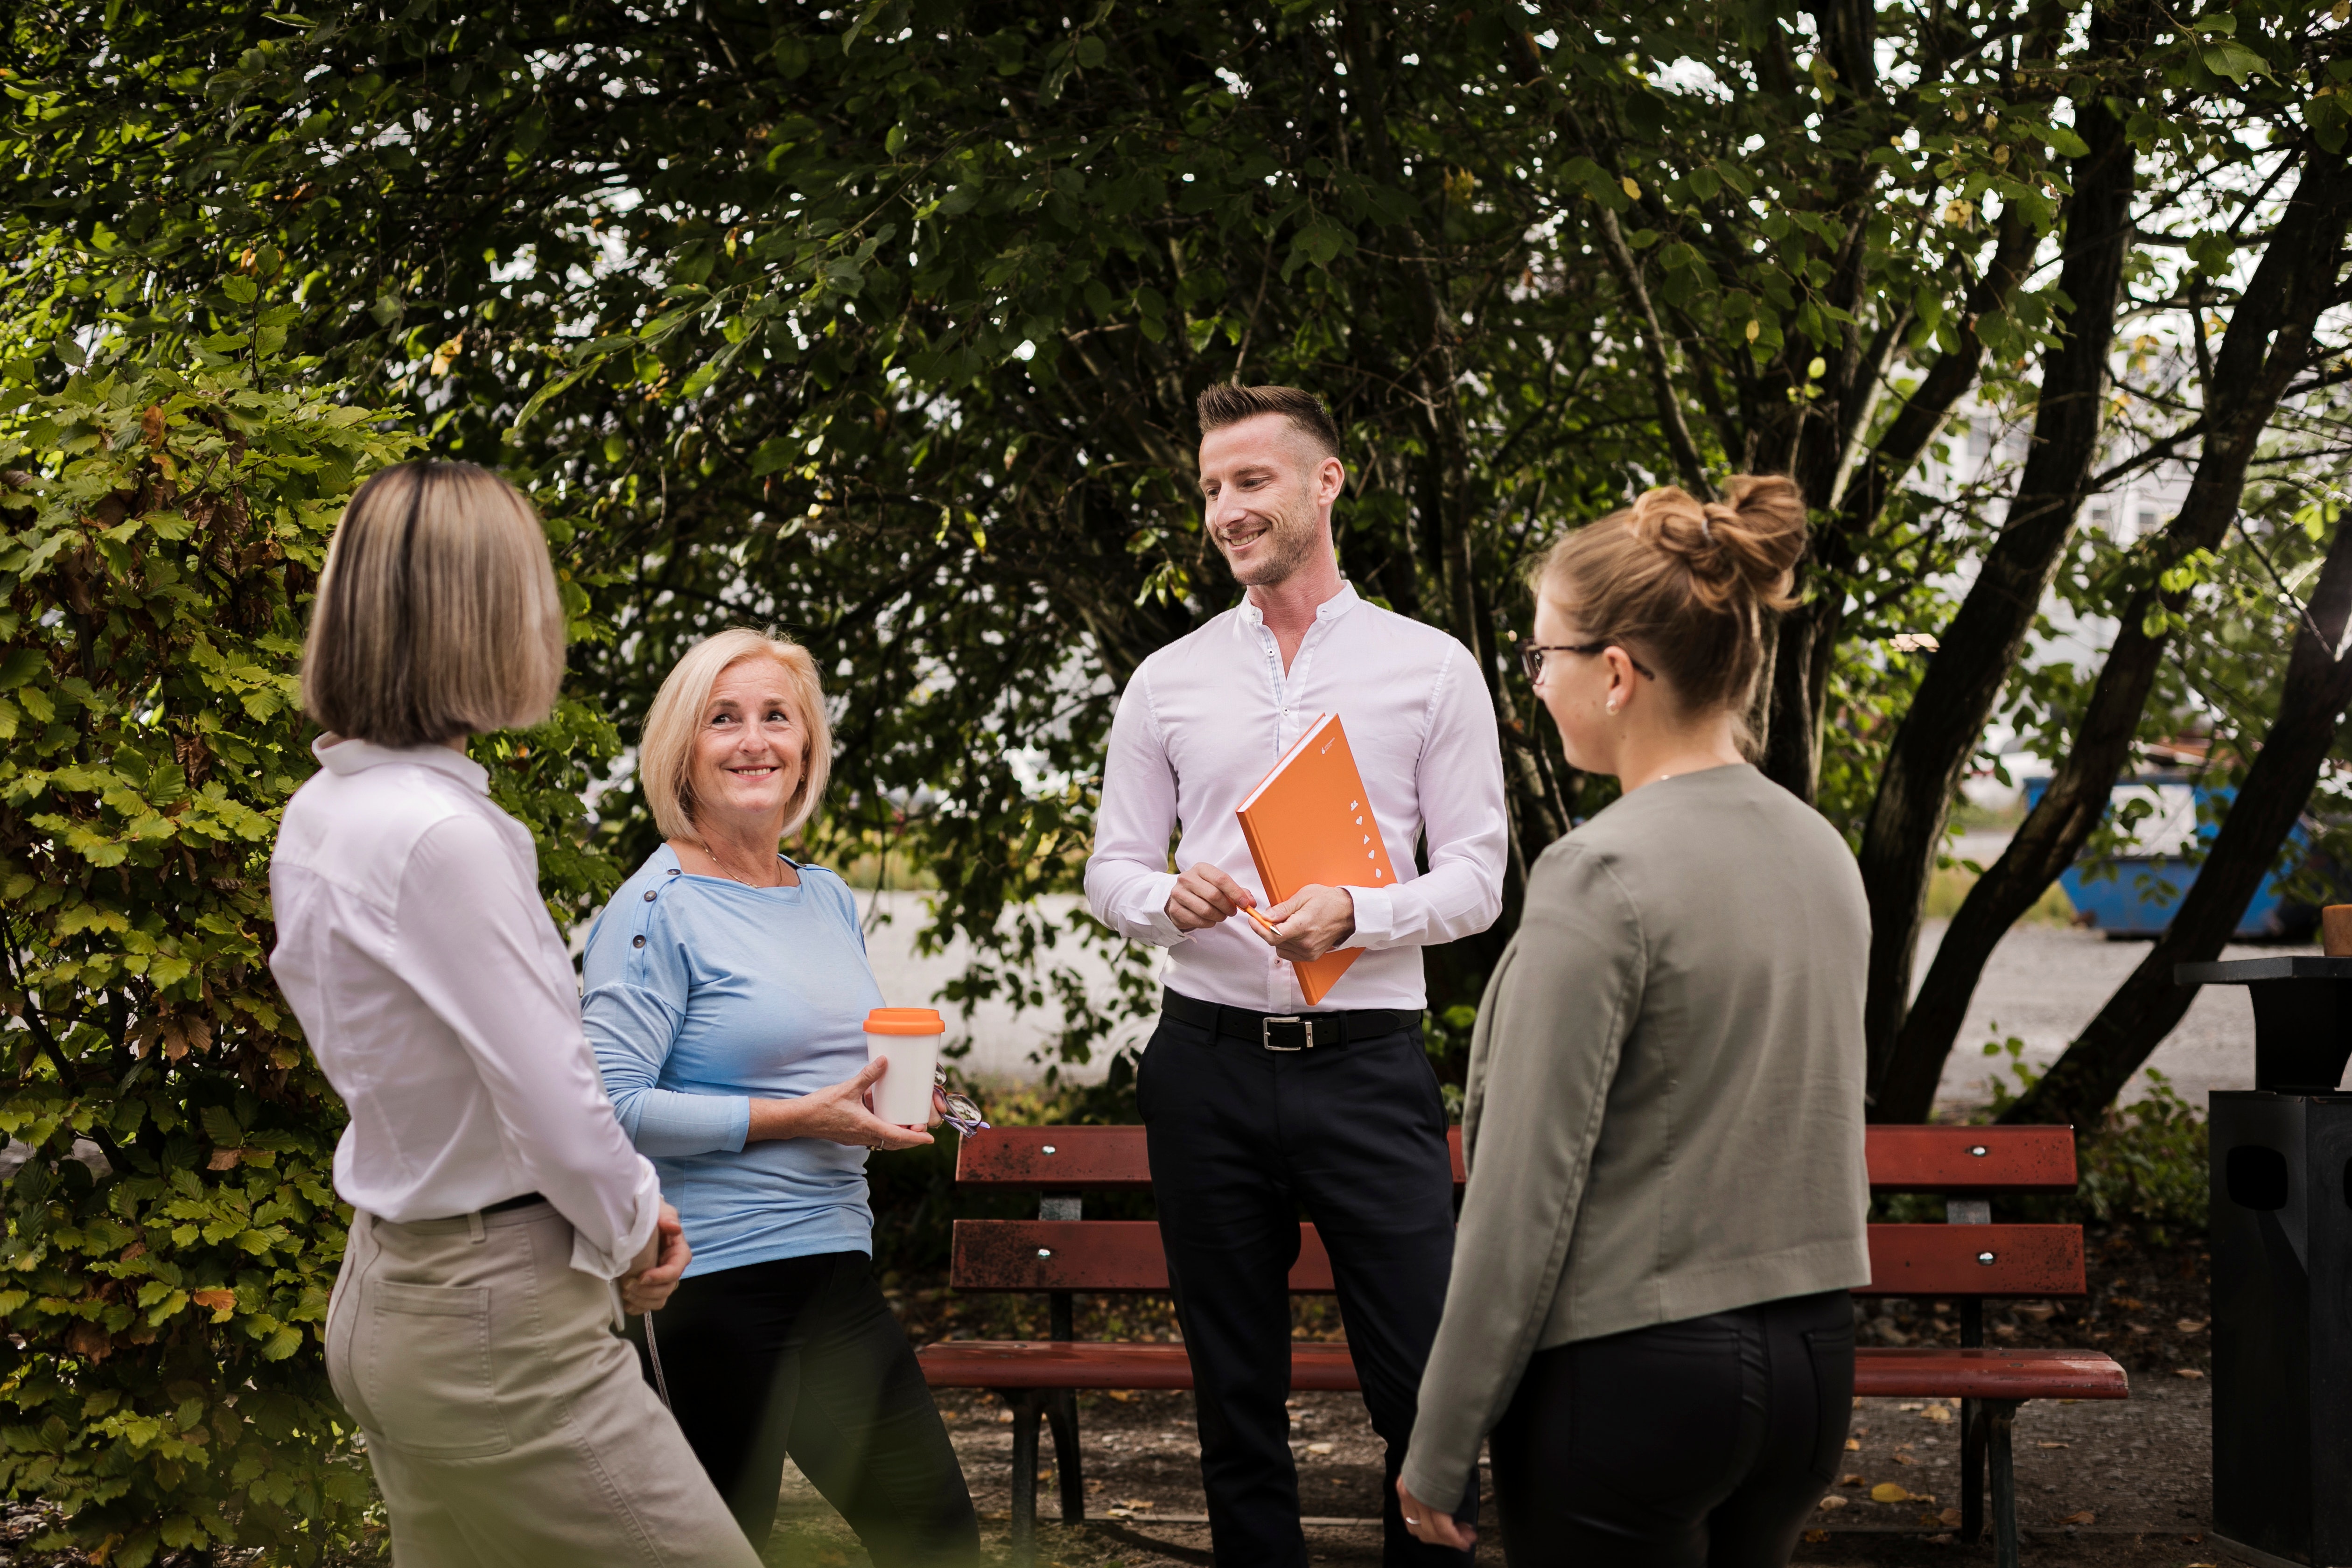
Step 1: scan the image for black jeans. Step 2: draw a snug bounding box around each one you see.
[630,1251,980,1565]
[1489,1290,1855,1568]
[1138,999,1476,1568]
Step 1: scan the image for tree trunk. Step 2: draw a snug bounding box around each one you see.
[1875,147,2352,1121]
[1855,94,2138,1098]
[2003,507,2352,1127]
[1759,208,2038,800]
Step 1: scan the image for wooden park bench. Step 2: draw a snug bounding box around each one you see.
[918,1124,2128,1566]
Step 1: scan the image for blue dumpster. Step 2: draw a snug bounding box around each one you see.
[2018,775,2309,939]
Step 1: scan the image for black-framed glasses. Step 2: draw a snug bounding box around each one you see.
[1519,641,1658,684]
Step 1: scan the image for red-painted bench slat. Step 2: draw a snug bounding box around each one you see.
[1850,1347,2128,1400]
[951,1219,2085,1298]
[1863,1126,2078,1194]
[920,1340,1359,1392]
[1858,1224,2086,1298]
[953,1125,1467,1189]
[951,1125,2074,1194]
[917,1340,2128,1401]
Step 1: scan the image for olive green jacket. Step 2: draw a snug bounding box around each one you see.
[1401,765,1872,1506]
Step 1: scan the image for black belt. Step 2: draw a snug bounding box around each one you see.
[483,1191,545,1214]
[1161,988,1413,1052]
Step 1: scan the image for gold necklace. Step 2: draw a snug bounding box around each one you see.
[696,839,775,889]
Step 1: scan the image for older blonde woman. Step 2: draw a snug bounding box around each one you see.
[582,629,979,1565]
[271,461,757,1567]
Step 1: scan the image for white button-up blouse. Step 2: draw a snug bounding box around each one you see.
[269,737,660,1278]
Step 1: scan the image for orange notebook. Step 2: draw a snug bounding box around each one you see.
[1234,714,1398,1005]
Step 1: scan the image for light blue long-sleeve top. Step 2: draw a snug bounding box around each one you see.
[581,844,880,1277]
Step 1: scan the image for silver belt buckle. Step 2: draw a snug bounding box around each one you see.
[1262,1015,1312,1051]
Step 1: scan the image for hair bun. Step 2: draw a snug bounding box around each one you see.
[1624,477,1805,612]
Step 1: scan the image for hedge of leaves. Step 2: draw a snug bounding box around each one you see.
[0,339,620,1565]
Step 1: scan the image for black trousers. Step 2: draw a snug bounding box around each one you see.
[1489,1290,1855,1568]
[630,1250,980,1565]
[1138,998,1476,1568]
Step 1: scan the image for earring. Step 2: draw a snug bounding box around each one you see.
[1606,700,1620,715]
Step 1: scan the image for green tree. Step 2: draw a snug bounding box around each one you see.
[0,327,618,1563]
[11,0,2352,1120]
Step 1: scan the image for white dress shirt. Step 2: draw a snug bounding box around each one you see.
[1085,583,1509,1013]
[270,737,661,1279]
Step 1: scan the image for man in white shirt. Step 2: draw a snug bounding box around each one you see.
[1086,385,1507,1567]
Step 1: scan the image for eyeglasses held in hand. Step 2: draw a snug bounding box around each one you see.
[1519,640,1658,685]
[934,1067,991,1136]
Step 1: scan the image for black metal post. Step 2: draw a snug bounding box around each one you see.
[1987,1399,2021,1568]
[1960,1296,1985,1542]
[1003,1389,1043,1563]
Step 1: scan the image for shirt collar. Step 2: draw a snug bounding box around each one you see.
[313,735,490,795]
[1238,581,1360,628]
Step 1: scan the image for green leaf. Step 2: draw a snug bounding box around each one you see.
[2042,124,2089,159]
[2200,41,2271,84]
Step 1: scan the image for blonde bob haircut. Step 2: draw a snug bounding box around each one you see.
[301,460,566,748]
[639,629,833,845]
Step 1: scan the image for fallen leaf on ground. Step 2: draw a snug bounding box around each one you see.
[2037,1441,2070,1449]
[1305,1442,1333,1456]
[1844,1437,1861,1450]
[2176,1367,2205,1379]
[2058,1510,2096,1526]
[1871,1483,1916,1504]
[1939,1508,1962,1527]
[2177,1318,2207,1333]
[1105,1390,1133,1401]
[1897,1402,1923,1411]
[1921,1405,1954,1425]
[1804,1531,1829,1545]
[1839,1473,1864,1486]
[1818,1496,1849,1512]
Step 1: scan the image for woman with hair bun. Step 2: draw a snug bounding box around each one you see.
[1396,477,1872,1565]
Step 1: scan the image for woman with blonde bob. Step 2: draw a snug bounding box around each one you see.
[582,629,980,1565]
[271,461,758,1567]
[1397,478,1872,1566]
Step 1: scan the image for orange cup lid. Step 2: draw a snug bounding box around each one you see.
[864,1007,945,1036]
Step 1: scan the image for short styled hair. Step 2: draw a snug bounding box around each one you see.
[639,628,833,844]
[1195,383,1344,465]
[300,460,566,748]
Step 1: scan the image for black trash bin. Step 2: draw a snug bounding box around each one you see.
[2180,956,2352,1568]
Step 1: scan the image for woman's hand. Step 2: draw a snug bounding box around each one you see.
[1395,1477,1477,1551]
[746,1059,933,1150]
[620,1203,691,1315]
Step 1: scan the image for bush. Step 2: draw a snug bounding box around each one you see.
[0,343,617,1566]
[1980,1034,2210,1239]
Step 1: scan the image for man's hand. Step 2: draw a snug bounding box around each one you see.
[1396,1477,1477,1551]
[1253,884,1356,962]
[1166,861,1257,932]
[620,1202,691,1316]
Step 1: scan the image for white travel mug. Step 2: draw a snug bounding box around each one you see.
[862,1008,945,1128]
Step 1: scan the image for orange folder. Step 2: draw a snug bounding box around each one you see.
[1234,714,1399,1005]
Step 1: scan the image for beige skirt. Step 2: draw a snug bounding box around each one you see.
[326,1201,761,1568]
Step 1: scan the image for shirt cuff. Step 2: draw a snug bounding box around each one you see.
[721,1095,751,1154]
[568,1155,663,1280]
[1345,884,1396,948]
[1134,872,1188,946]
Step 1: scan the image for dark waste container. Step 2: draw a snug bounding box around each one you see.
[2181,957,2352,1568]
